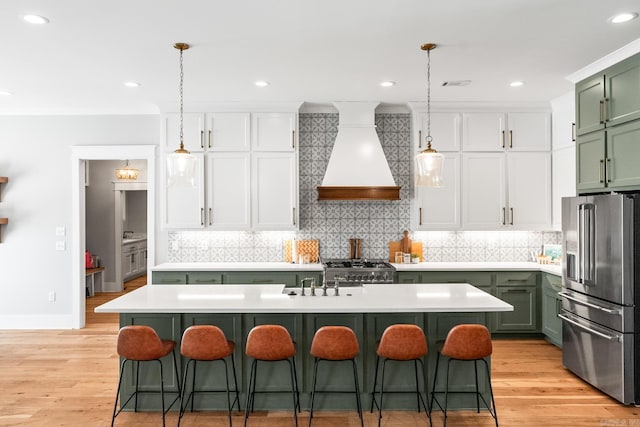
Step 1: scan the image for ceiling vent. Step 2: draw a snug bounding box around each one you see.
[317,102,400,201]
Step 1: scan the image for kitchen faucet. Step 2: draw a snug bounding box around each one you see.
[300,277,315,297]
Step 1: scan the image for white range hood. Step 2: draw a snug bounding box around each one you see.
[317,102,401,200]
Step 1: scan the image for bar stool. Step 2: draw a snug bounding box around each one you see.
[430,324,498,427]
[178,325,240,427]
[308,326,363,427]
[370,324,431,427]
[110,325,181,427]
[244,324,299,427]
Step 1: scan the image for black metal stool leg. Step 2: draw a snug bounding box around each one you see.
[286,359,298,427]
[177,358,191,427]
[352,358,363,427]
[377,358,388,427]
[482,358,499,427]
[221,359,232,427]
[134,361,140,412]
[292,357,301,413]
[474,359,480,413]
[110,359,127,427]
[308,358,320,426]
[443,359,452,427]
[158,360,166,427]
[414,360,421,413]
[244,359,257,427]
[370,355,380,413]
[231,352,241,411]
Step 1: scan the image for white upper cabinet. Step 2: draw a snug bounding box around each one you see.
[416,112,461,152]
[507,113,551,151]
[507,152,552,229]
[462,112,550,151]
[551,146,576,230]
[164,153,205,228]
[252,112,296,151]
[207,113,251,152]
[252,153,297,230]
[414,152,460,230]
[461,153,507,229]
[163,113,205,152]
[207,153,251,230]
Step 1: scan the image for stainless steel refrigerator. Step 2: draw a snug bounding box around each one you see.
[561,193,640,405]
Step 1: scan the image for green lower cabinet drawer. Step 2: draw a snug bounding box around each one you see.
[494,285,539,332]
[223,272,320,288]
[152,271,187,284]
[420,271,493,288]
[395,271,422,283]
[187,272,223,284]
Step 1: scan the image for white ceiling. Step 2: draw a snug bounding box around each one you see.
[1,0,639,114]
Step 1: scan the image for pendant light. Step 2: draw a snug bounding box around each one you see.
[115,160,139,181]
[167,42,196,187]
[415,43,444,188]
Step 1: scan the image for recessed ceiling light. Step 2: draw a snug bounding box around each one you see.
[0,91,13,96]
[380,81,396,87]
[610,12,638,24]
[510,81,525,87]
[255,81,270,87]
[124,81,141,88]
[23,14,50,24]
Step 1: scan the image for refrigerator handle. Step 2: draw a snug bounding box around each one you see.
[578,204,584,284]
[558,313,621,342]
[583,204,595,284]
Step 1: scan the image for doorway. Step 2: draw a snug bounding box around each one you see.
[71,146,156,329]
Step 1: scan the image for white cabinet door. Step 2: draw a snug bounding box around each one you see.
[207,113,250,152]
[252,153,297,230]
[163,113,205,152]
[507,113,551,151]
[165,153,205,228]
[507,152,552,229]
[461,153,506,229]
[417,112,461,152]
[414,153,460,229]
[252,112,296,151]
[552,146,576,230]
[551,92,576,150]
[462,113,506,151]
[207,153,251,230]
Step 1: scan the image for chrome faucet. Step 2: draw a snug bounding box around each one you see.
[300,277,315,297]
[322,275,328,296]
[334,276,341,296]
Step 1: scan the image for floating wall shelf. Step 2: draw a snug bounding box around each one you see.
[0,177,7,202]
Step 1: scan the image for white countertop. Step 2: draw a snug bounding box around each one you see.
[95,283,513,314]
[393,261,562,276]
[152,262,324,272]
[152,261,561,276]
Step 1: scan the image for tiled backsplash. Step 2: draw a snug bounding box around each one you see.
[167,113,561,263]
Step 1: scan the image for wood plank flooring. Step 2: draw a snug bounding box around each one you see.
[1,277,638,426]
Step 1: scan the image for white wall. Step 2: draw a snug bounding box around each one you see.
[0,115,159,328]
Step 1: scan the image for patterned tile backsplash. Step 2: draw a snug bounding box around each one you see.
[167,112,561,263]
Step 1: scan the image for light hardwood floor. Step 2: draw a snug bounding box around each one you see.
[1,277,638,426]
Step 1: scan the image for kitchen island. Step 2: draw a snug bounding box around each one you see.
[97,283,511,412]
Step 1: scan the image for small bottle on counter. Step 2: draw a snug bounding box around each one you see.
[291,238,298,263]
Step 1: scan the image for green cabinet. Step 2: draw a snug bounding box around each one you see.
[541,273,562,347]
[577,120,640,193]
[152,271,187,284]
[187,271,223,284]
[494,272,539,333]
[575,53,640,194]
[575,54,640,136]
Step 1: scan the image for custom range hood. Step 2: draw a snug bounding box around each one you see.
[317,102,400,201]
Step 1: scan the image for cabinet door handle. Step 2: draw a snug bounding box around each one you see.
[606,158,612,183]
[419,207,423,226]
[599,100,605,124]
[200,208,204,226]
[418,130,422,149]
[501,130,506,148]
[571,122,576,142]
[603,98,610,122]
[209,208,212,225]
[509,130,513,148]
[505,288,528,293]
[208,129,212,148]
[599,159,604,183]
[291,130,296,149]
[292,207,296,226]
[510,207,514,225]
[200,130,204,149]
[502,207,506,225]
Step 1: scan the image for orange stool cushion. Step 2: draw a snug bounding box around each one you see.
[310,326,359,360]
[117,325,176,361]
[441,324,492,360]
[246,324,296,361]
[377,324,427,361]
[181,325,235,361]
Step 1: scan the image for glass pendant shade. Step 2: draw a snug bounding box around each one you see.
[115,160,139,181]
[415,148,444,187]
[167,149,196,187]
